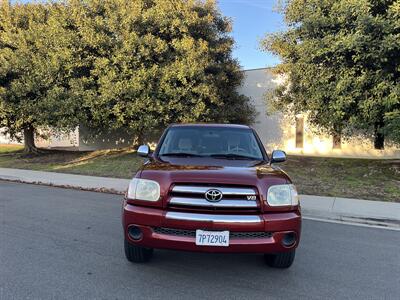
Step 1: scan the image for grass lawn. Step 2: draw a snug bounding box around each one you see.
[281,156,400,202]
[0,144,399,202]
[0,145,143,179]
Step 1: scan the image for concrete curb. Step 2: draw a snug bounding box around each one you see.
[299,195,400,229]
[302,216,400,231]
[1,167,399,230]
[0,167,129,195]
[0,177,125,195]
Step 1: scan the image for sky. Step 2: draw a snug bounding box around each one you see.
[218,0,285,70]
[13,0,284,70]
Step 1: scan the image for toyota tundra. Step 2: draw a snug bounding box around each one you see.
[122,124,301,268]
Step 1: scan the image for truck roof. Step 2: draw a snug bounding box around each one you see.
[169,123,251,129]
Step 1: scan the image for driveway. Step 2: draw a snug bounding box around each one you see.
[1,181,399,299]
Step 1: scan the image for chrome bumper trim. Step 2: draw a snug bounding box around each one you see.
[172,185,256,196]
[165,212,262,223]
[169,197,258,208]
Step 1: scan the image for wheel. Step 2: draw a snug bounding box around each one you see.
[264,250,296,268]
[124,239,153,263]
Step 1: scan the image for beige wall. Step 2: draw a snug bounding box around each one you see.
[35,126,133,151]
[0,128,22,145]
[239,68,400,159]
[282,115,400,158]
[77,125,133,151]
[0,127,78,149]
[35,128,79,149]
[237,68,284,152]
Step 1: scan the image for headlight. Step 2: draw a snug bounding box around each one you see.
[127,178,160,202]
[267,184,299,206]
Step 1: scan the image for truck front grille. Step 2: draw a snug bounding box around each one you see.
[153,227,272,239]
[168,184,259,211]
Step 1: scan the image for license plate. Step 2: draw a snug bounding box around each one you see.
[195,230,229,246]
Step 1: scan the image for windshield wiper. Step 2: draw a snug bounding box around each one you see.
[209,153,261,160]
[160,152,204,157]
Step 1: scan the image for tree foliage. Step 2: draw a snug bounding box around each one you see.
[67,0,254,144]
[0,0,254,151]
[262,0,400,148]
[0,1,82,152]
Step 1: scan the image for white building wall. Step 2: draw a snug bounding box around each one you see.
[239,68,400,159]
[0,128,22,144]
[238,68,284,153]
[77,125,133,151]
[35,127,79,149]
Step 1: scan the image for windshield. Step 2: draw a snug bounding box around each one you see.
[158,126,264,160]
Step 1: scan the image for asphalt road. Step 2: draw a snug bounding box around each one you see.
[1,181,399,300]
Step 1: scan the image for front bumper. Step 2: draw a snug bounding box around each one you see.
[122,201,301,253]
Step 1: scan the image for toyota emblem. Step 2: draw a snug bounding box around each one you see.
[205,189,223,202]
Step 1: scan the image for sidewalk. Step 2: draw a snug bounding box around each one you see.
[0,167,130,194]
[300,195,400,229]
[1,167,399,229]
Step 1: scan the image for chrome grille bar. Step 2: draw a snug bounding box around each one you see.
[169,197,258,208]
[172,185,256,196]
[166,212,261,223]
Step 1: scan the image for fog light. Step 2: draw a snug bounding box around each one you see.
[282,232,296,247]
[128,226,143,240]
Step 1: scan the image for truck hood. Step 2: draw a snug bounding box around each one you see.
[138,157,290,187]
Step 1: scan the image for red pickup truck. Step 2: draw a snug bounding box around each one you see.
[122,124,301,268]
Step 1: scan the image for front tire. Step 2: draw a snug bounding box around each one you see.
[124,239,153,263]
[264,250,296,268]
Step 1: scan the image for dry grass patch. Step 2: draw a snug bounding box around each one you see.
[0,145,142,178]
[281,156,400,202]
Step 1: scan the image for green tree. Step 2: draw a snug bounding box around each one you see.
[0,1,81,152]
[262,0,400,148]
[68,0,255,145]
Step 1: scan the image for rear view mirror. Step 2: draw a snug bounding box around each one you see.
[137,145,150,157]
[271,150,286,163]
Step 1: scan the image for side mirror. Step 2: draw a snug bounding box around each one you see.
[271,150,286,163]
[137,144,150,157]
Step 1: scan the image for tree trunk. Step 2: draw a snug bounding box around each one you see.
[374,122,385,150]
[23,126,38,153]
[133,130,145,149]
